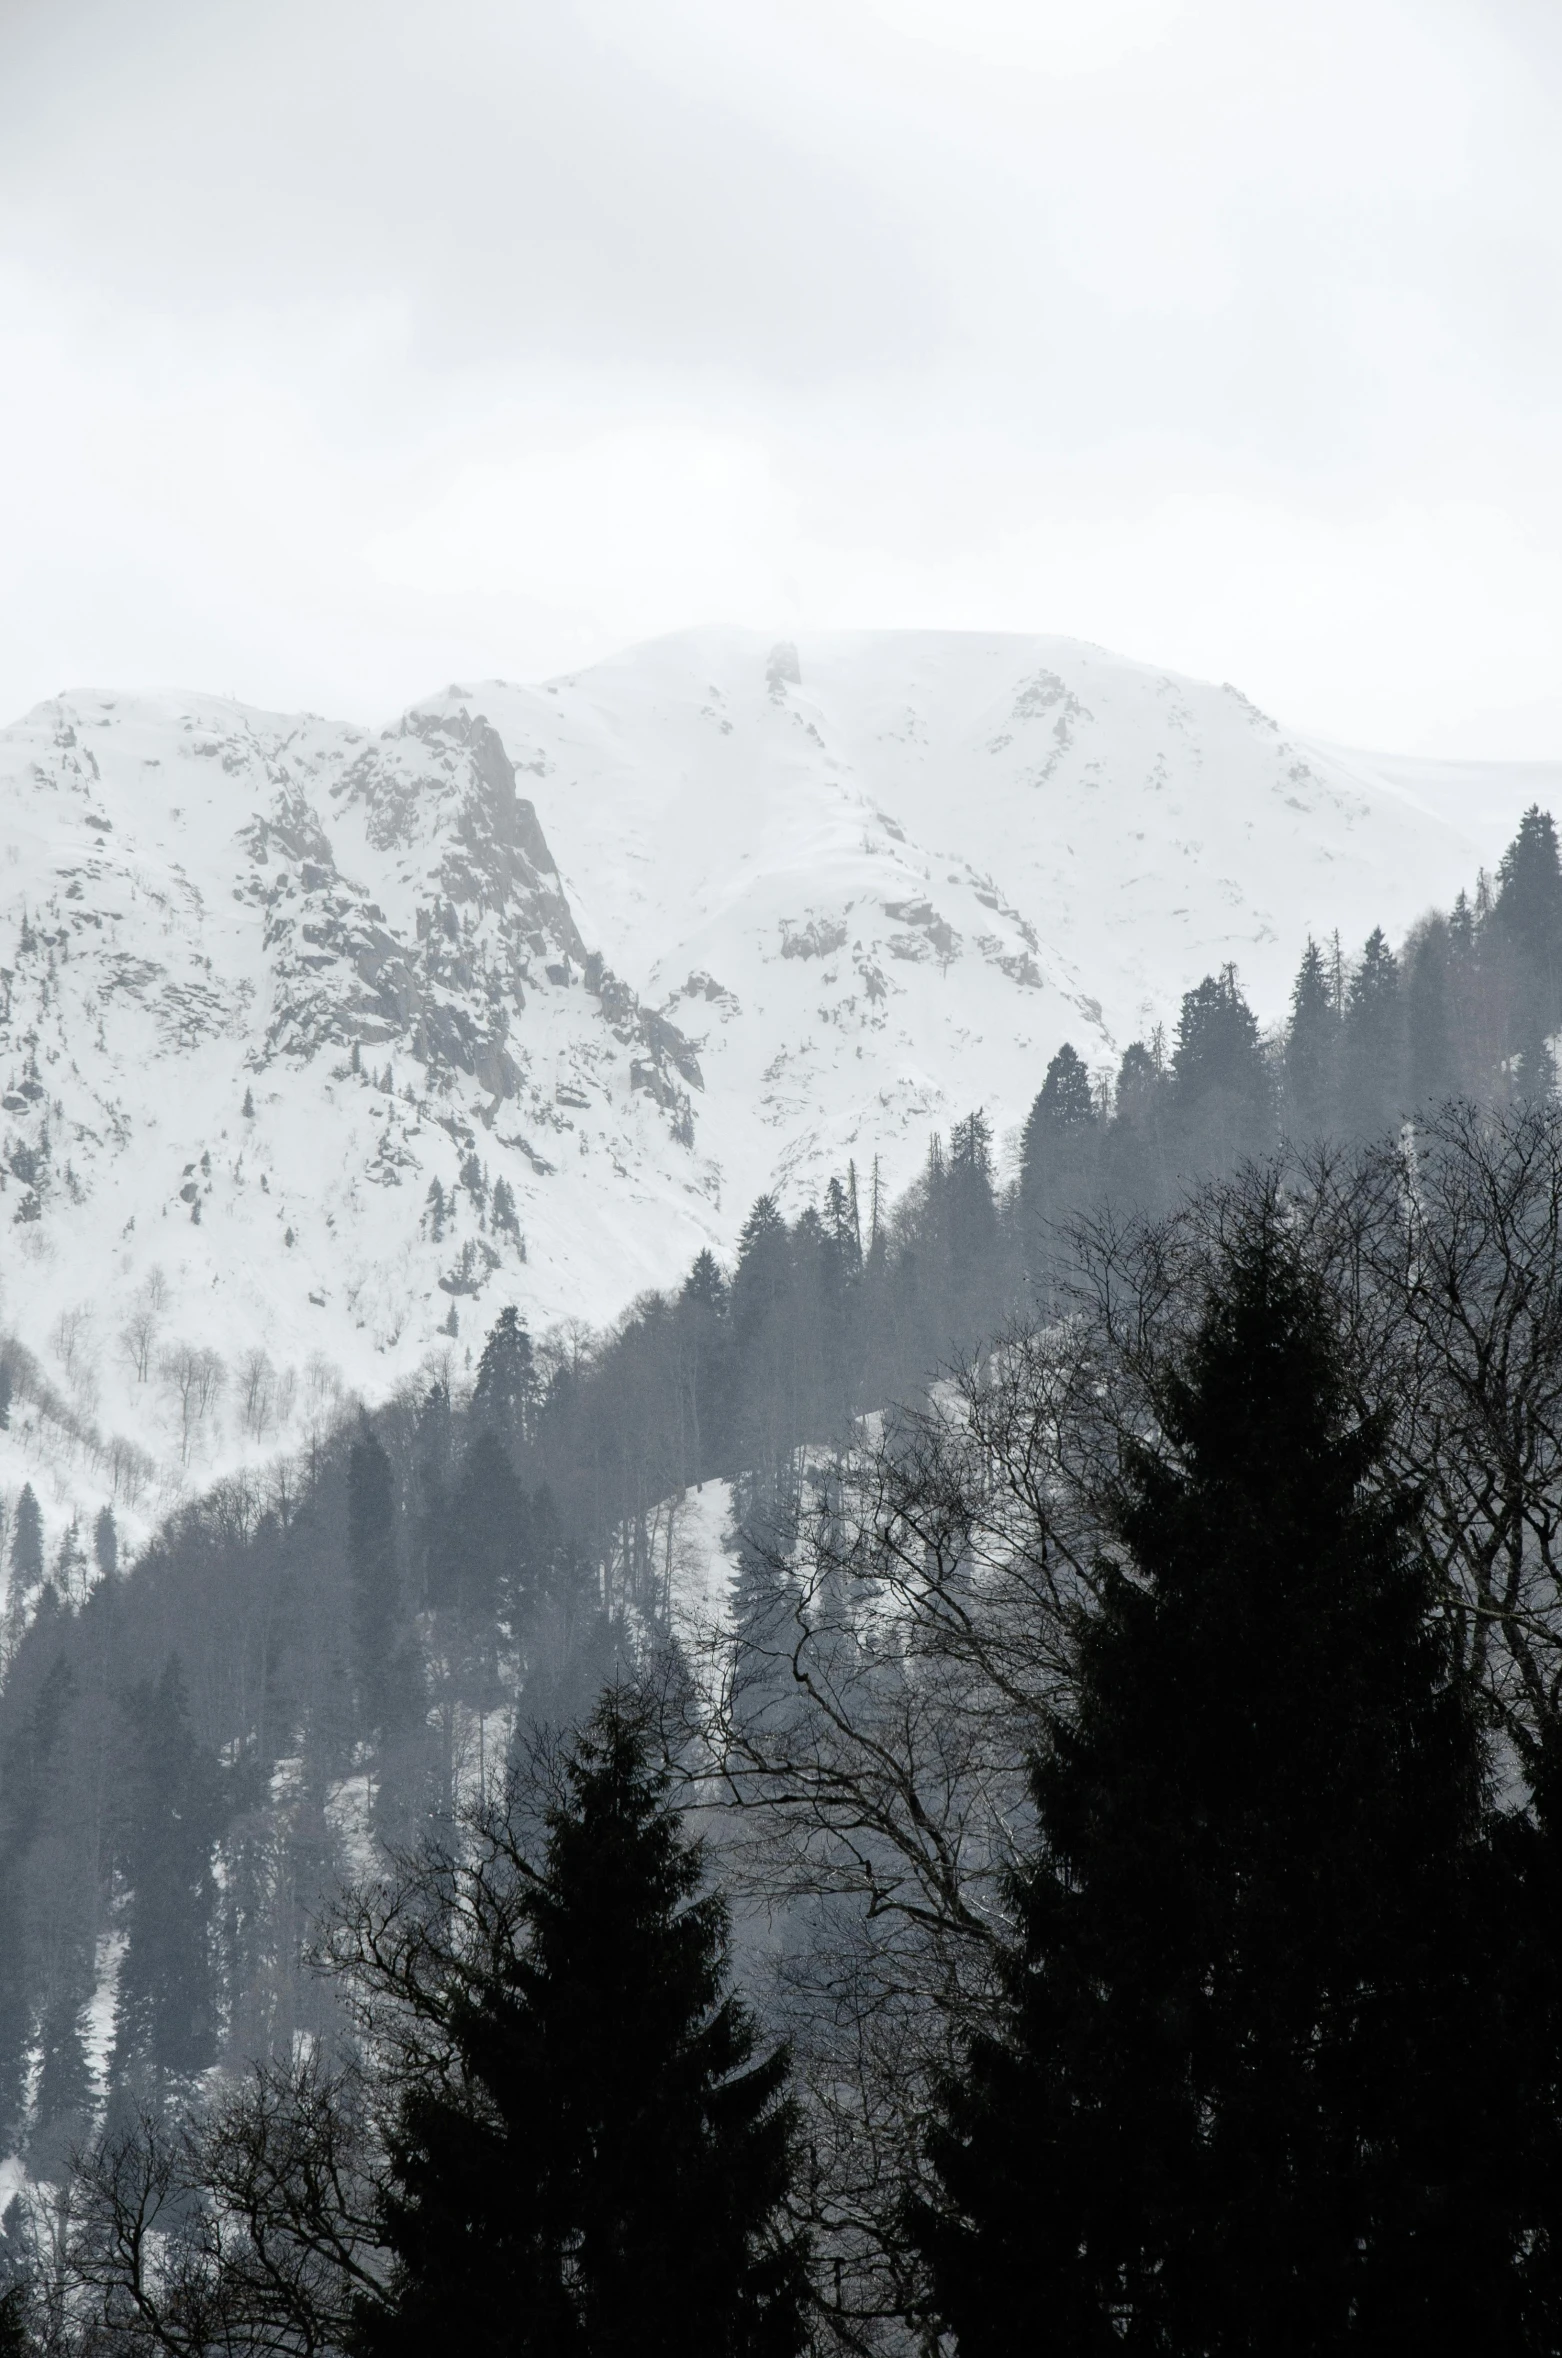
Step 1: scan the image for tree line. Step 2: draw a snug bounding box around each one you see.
[1,809,1562,2344]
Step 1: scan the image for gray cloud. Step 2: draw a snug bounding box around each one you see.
[0,0,1559,754]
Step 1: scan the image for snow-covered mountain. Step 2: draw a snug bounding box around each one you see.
[0,627,1491,1548]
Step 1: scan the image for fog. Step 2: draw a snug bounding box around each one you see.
[1,0,1559,751]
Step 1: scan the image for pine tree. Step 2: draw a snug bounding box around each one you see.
[1493,806,1562,1095]
[822,1174,862,1281]
[111,1659,225,2091]
[357,1697,808,2357]
[1284,936,1339,1135]
[1020,1047,1097,1288]
[425,1179,447,1243]
[1406,918,1456,1108]
[681,1248,728,1317]
[471,1305,537,1445]
[731,1196,793,1349]
[1103,1036,1168,1210]
[0,2286,27,2358]
[0,1365,11,1434]
[1340,925,1405,1137]
[491,1174,519,1235]
[915,1218,1511,2352]
[0,1656,75,2147]
[8,1489,40,1592]
[678,1251,734,1477]
[1170,964,1271,1163]
[349,1433,404,1736]
[427,1432,530,1692]
[92,1504,118,1580]
[945,1109,998,1291]
[1494,805,1562,978]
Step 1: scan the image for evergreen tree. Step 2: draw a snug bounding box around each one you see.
[0,1365,11,1434]
[822,1173,862,1283]
[0,1656,74,2147]
[111,1659,225,2091]
[428,1431,530,1683]
[1340,926,1405,1137]
[357,1697,808,2358]
[945,1110,998,1294]
[1494,805,1562,979]
[1020,1047,1097,1291]
[491,1173,519,1236]
[0,2286,27,2358]
[731,1196,792,1349]
[472,1305,537,1445]
[915,1220,1514,2353]
[8,1490,40,1592]
[1102,1036,1168,1209]
[1406,918,1456,1108]
[1284,936,1339,1135]
[681,1248,728,1317]
[1170,965,1270,1163]
[349,1433,407,1736]
[677,1251,734,1478]
[1493,806,1562,1094]
[92,1504,117,1580]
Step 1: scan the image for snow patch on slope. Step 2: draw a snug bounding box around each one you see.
[0,631,1489,1552]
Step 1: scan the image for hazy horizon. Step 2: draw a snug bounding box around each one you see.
[3,0,1561,772]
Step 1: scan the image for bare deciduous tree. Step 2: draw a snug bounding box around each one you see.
[67,2062,385,2356]
[160,1344,227,1467]
[120,1310,160,1388]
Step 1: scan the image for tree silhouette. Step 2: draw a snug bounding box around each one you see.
[915,1216,1527,2353]
[354,1696,808,2357]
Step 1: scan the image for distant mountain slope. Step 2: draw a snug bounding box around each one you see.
[0,631,1488,1549]
[435,629,1480,1202]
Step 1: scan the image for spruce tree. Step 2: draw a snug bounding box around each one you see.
[681,1248,728,1318]
[1284,935,1339,1135]
[945,1110,998,1294]
[8,1490,41,1592]
[1170,965,1271,1164]
[471,1304,538,1445]
[1406,918,1456,1108]
[0,2286,26,2358]
[92,1504,117,1580]
[111,1659,225,2091]
[1102,1037,1168,1209]
[1494,805,1562,979]
[0,1656,75,2147]
[1020,1046,1097,1292]
[357,1697,808,2358]
[1340,925,1405,1137]
[1493,806,1562,1095]
[731,1196,793,1349]
[678,1250,735,1478]
[915,1219,1512,2353]
[427,1431,530,1692]
[348,1433,405,1735]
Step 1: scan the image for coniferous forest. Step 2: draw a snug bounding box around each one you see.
[6,815,1562,2349]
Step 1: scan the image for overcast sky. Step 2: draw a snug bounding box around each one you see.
[1,0,1559,753]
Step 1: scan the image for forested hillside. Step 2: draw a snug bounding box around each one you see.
[2,802,1562,2349]
[0,628,1484,1558]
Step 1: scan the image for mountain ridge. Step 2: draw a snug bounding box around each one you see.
[0,627,1501,1556]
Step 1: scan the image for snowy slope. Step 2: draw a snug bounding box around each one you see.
[0,630,1486,1552]
[437,630,1481,1210]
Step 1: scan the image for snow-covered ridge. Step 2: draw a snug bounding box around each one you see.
[0,628,1487,1551]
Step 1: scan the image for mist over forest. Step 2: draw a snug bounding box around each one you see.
[6,0,1562,2346]
[0,788,1560,2349]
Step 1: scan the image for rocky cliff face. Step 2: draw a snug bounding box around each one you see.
[0,628,1485,1554]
